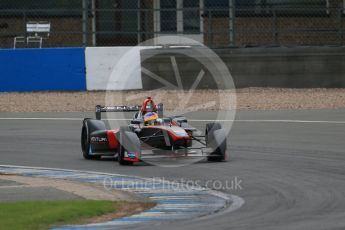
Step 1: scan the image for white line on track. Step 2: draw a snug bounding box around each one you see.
[0,117,345,124]
[196,119,345,124]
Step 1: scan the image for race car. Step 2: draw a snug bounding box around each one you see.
[81,97,227,165]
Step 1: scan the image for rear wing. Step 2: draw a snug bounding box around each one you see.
[95,103,164,120]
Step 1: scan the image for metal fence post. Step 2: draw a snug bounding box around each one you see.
[208,9,213,47]
[272,6,278,45]
[339,0,345,45]
[338,7,344,46]
[91,0,96,46]
[229,0,235,47]
[82,0,88,47]
[23,10,27,48]
[137,0,141,44]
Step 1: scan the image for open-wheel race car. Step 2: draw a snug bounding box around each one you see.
[81,97,228,165]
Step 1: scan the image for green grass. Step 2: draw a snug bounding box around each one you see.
[0,200,120,230]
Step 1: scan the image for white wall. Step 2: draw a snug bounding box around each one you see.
[85,47,150,90]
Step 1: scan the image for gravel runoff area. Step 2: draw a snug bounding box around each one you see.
[1,88,345,112]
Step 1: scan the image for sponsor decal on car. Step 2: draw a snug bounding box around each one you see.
[91,136,108,143]
[127,152,137,158]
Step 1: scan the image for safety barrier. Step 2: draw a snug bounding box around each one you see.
[85,47,155,90]
[1,46,345,92]
[85,47,142,91]
[0,48,86,92]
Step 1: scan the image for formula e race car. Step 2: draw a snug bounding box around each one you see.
[81,97,227,165]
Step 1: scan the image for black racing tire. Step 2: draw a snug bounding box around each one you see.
[205,122,227,162]
[205,122,222,143]
[81,119,101,160]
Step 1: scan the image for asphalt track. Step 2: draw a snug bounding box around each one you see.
[1,109,345,230]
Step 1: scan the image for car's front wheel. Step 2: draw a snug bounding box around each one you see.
[205,122,227,162]
[81,119,101,160]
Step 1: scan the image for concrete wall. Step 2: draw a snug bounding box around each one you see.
[141,49,223,90]
[141,46,345,89]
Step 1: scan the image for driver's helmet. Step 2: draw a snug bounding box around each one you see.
[144,112,158,126]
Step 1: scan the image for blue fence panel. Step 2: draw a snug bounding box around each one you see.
[0,48,86,92]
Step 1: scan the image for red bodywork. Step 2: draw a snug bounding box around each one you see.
[123,152,141,162]
[107,130,119,149]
